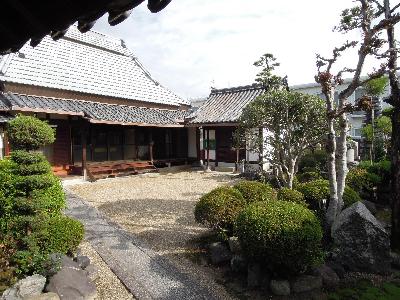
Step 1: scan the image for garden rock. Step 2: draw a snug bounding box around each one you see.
[84,264,99,282]
[362,200,377,215]
[325,261,345,279]
[331,202,391,274]
[291,275,322,293]
[24,293,60,300]
[270,280,290,296]
[49,254,81,274]
[390,252,400,269]
[228,237,242,254]
[230,255,247,273]
[209,242,231,265]
[247,263,262,288]
[45,267,96,300]
[1,274,46,300]
[74,256,90,270]
[312,264,339,289]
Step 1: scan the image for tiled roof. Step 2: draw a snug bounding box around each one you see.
[0,112,13,123]
[189,84,266,124]
[0,92,185,126]
[0,27,188,107]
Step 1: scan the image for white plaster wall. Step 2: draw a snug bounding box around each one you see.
[187,127,197,158]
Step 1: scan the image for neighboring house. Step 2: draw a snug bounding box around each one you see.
[187,84,270,171]
[0,27,192,179]
[291,80,391,159]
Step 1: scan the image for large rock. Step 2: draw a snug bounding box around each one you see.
[230,255,247,273]
[331,202,391,274]
[291,275,322,293]
[312,264,339,289]
[209,242,231,265]
[24,293,60,300]
[362,200,377,215]
[390,252,400,269]
[270,280,290,296]
[74,256,90,270]
[247,263,262,288]
[1,275,46,300]
[45,267,97,300]
[228,237,242,254]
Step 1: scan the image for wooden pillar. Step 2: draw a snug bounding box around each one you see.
[196,127,201,161]
[235,148,240,172]
[149,128,154,163]
[149,141,154,164]
[4,130,10,156]
[106,129,110,161]
[206,128,210,168]
[81,129,87,177]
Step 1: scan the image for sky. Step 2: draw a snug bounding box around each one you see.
[93,0,389,100]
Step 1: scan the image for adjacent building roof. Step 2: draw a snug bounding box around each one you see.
[0,92,186,127]
[0,27,188,107]
[189,84,266,124]
[0,112,14,123]
[0,0,171,54]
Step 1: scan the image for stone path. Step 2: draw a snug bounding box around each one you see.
[65,190,218,300]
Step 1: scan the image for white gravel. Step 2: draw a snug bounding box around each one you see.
[78,241,134,300]
[69,170,238,299]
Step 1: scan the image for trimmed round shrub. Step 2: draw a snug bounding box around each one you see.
[278,188,307,206]
[233,180,277,203]
[298,150,328,173]
[343,185,362,208]
[297,171,323,183]
[296,179,330,209]
[346,167,378,195]
[7,115,55,151]
[296,179,361,209]
[30,183,65,215]
[235,201,323,276]
[10,151,46,165]
[194,186,245,232]
[32,215,84,255]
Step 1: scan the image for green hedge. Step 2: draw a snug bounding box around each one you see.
[235,201,323,276]
[194,186,246,233]
[233,180,277,203]
[296,179,361,209]
[297,171,323,183]
[7,116,55,151]
[277,188,307,206]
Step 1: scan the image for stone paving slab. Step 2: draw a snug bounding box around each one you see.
[65,190,218,300]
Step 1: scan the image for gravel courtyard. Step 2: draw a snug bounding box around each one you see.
[68,170,238,299]
[69,170,235,253]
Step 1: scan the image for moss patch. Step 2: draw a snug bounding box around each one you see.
[329,279,400,300]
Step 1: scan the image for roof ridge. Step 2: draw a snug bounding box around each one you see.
[211,83,264,94]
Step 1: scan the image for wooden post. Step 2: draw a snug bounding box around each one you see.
[81,129,87,178]
[196,127,201,161]
[4,130,10,156]
[149,141,154,164]
[206,129,210,169]
[235,148,239,172]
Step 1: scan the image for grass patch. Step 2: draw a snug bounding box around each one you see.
[328,279,400,300]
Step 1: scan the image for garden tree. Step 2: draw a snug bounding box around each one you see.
[362,114,392,157]
[381,0,400,250]
[315,0,400,229]
[239,89,326,189]
[361,77,388,161]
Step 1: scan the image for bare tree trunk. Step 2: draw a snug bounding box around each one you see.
[385,0,400,250]
[336,112,348,213]
[325,89,339,227]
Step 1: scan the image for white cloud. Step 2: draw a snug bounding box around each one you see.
[93,0,394,100]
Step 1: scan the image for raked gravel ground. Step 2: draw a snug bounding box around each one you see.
[78,241,134,300]
[69,170,239,299]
